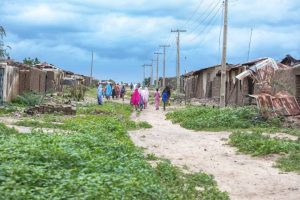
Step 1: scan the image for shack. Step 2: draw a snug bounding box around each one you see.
[0,62,19,103]
[8,61,47,94]
[183,58,271,106]
[35,63,64,93]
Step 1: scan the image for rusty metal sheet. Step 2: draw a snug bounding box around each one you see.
[250,93,277,117]
[250,92,300,117]
[278,96,300,116]
[272,97,289,116]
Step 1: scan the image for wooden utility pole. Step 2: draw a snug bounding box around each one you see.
[154,52,163,88]
[171,29,186,93]
[159,45,170,88]
[247,28,253,61]
[142,65,146,86]
[143,64,152,87]
[90,51,94,85]
[151,59,155,87]
[220,0,228,108]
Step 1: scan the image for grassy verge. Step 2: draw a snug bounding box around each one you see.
[0,102,228,199]
[229,130,300,173]
[166,106,300,135]
[167,106,300,173]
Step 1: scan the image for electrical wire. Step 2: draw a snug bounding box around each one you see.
[188,0,222,35]
[189,4,222,42]
[181,0,205,29]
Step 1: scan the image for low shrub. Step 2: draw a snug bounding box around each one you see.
[12,92,44,106]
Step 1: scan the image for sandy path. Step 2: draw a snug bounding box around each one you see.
[129,105,300,200]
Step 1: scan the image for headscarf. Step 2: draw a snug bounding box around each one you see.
[105,83,112,96]
[144,87,149,101]
[131,88,140,105]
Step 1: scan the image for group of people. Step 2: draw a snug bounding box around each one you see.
[97,82,126,105]
[97,81,171,111]
[131,84,171,111]
[130,84,150,111]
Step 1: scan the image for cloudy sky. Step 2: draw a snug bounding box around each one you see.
[0,0,299,82]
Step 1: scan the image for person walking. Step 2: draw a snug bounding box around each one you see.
[105,83,112,100]
[162,86,171,111]
[112,85,116,100]
[154,88,161,110]
[131,87,140,110]
[115,84,121,99]
[120,84,126,101]
[97,83,103,105]
[142,87,149,109]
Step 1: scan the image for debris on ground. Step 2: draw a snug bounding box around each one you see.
[25,103,76,115]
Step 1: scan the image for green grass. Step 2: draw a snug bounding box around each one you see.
[0,105,20,116]
[167,106,300,173]
[12,92,44,106]
[85,87,97,98]
[229,130,300,173]
[0,102,228,199]
[166,106,283,131]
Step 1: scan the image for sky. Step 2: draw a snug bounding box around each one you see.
[0,0,300,83]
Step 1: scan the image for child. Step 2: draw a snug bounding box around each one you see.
[162,86,171,111]
[154,88,160,110]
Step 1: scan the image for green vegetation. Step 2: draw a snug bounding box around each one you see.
[0,104,20,116]
[85,87,97,98]
[229,130,300,173]
[23,57,40,66]
[136,121,153,129]
[167,105,300,173]
[1,102,228,199]
[166,106,300,136]
[12,92,44,107]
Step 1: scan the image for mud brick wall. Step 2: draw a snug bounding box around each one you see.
[1,64,19,102]
[46,71,55,92]
[19,68,46,94]
[19,70,31,94]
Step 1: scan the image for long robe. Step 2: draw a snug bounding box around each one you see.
[97,85,103,105]
[105,84,112,97]
[154,91,160,109]
[131,89,140,106]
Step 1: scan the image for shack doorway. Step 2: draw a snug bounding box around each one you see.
[0,68,4,104]
[296,75,300,104]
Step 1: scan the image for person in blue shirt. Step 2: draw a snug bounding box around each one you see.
[162,86,171,111]
[105,83,112,100]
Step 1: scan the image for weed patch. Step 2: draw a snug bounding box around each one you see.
[0,102,228,199]
[229,130,300,173]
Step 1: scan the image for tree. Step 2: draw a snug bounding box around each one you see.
[143,77,151,87]
[0,26,11,59]
[23,57,40,66]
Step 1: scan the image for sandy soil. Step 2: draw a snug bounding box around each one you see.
[129,105,300,200]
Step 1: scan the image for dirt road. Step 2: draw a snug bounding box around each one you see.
[129,105,300,200]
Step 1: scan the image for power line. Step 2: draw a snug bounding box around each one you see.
[182,0,205,29]
[190,4,223,42]
[188,0,222,35]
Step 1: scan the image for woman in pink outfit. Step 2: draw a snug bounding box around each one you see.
[154,88,160,110]
[131,88,141,110]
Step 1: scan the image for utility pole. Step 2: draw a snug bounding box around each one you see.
[90,51,94,85]
[171,29,186,93]
[220,0,228,108]
[151,59,155,87]
[247,28,253,61]
[142,65,146,86]
[159,45,170,88]
[154,52,163,88]
[143,64,152,87]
